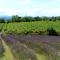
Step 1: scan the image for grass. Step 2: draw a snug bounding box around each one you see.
[1,38,48,60]
[23,42,48,60]
[0,40,14,60]
[20,41,48,60]
[36,54,47,60]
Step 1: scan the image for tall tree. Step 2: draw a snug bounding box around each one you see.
[11,15,21,22]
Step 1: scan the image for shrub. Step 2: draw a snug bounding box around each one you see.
[47,27,58,36]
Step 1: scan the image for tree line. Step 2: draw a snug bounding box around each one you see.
[1,15,60,23]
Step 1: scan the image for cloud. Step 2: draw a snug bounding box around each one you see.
[18,0,31,4]
[0,0,60,16]
[1,7,60,16]
[56,0,60,1]
[0,0,31,6]
[5,8,60,16]
[11,0,31,4]
[54,0,60,2]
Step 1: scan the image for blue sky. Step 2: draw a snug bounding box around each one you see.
[0,0,60,16]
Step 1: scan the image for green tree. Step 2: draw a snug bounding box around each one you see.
[34,16,42,21]
[11,15,21,22]
[0,18,5,23]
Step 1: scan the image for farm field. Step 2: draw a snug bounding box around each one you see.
[0,0,60,60]
[0,21,60,60]
[0,34,60,60]
[0,21,60,34]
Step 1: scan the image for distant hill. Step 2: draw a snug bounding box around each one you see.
[0,15,11,20]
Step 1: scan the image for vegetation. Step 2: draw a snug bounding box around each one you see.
[0,21,59,35]
[0,40,14,60]
[0,34,49,60]
[0,15,59,35]
[47,27,58,36]
[0,15,60,60]
[0,15,60,23]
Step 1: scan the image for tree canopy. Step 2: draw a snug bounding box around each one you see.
[0,15,60,23]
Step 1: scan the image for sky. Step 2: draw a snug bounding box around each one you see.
[0,0,60,16]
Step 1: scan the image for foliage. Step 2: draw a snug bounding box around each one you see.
[0,21,59,35]
[47,27,58,36]
[0,15,60,23]
[0,18,5,23]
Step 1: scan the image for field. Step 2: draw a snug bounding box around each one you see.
[0,21,60,60]
[0,34,60,60]
[0,21,60,34]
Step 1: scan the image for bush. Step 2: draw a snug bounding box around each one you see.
[47,27,58,36]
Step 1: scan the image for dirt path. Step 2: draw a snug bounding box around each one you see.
[0,40,14,60]
[0,32,14,60]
